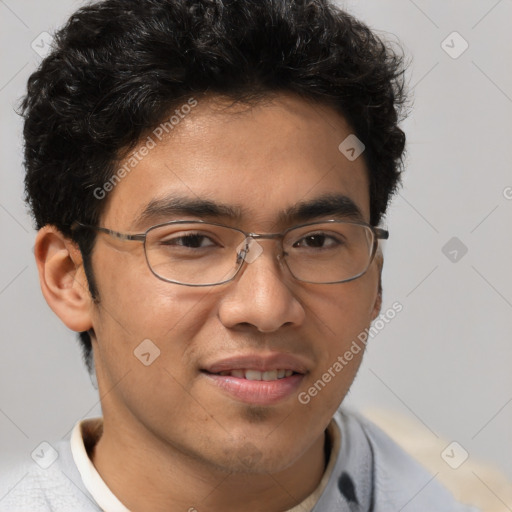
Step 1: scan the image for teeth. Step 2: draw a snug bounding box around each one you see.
[245,370,263,381]
[217,369,295,380]
[262,370,278,381]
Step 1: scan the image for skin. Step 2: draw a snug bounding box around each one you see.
[35,93,383,512]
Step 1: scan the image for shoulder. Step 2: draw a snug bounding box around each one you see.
[0,439,100,512]
[334,408,481,512]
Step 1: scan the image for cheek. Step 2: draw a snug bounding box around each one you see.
[91,272,218,427]
[93,244,202,335]
[91,249,222,386]
[302,273,379,389]
[308,270,379,342]
[289,280,378,443]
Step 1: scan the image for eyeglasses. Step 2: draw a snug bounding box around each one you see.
[72,220,388,287]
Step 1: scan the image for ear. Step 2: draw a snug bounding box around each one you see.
[370,248,383,321]
[34,225,93,332]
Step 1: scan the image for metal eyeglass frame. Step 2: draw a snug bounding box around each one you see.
[71,219,389,286]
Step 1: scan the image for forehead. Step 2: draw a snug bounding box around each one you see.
[100,93,371,231]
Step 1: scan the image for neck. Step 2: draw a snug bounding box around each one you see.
[91,414,327,512]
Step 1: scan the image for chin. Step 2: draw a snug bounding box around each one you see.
[216,437,302,475]
[226,453,297,475]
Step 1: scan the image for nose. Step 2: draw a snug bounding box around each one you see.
[217,239,306,333]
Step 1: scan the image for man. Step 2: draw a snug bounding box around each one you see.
[0,0,478,510]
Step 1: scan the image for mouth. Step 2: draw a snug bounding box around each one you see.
[200,353,309,405]
[209,369,296,380]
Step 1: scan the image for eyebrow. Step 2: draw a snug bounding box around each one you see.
[133,196,243,228]
[133,193,365,229]
[280,194,364,224]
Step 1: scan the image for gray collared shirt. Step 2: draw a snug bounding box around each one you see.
[0,408,480,511]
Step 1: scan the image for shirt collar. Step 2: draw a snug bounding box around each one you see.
[70,418,130,512]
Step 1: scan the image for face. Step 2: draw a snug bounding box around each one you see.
[87,93,382,474]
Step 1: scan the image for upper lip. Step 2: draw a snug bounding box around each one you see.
[202,353,310,374]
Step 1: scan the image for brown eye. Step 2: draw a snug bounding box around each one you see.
[293,233,341,249]
[160,233,216,248]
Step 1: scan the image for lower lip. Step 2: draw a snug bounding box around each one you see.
[203,372,304,405]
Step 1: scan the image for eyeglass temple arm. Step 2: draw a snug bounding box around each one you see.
[70,222,146,242]
[374,227,389,240]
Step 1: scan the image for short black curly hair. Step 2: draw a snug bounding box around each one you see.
[21,0,408,374]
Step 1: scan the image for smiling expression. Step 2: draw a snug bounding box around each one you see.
[86,92,382,474]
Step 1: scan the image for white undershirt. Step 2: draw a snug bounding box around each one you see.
[70,419,130,512]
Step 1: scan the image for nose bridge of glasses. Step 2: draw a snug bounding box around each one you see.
[247,232,283,242]
[236,232,285,265]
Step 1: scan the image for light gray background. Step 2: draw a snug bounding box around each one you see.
[1,0,511,490]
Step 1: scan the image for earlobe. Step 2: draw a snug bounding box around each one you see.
[371,282,382,321]
[370,250,384,321]
[34,225,93,332]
